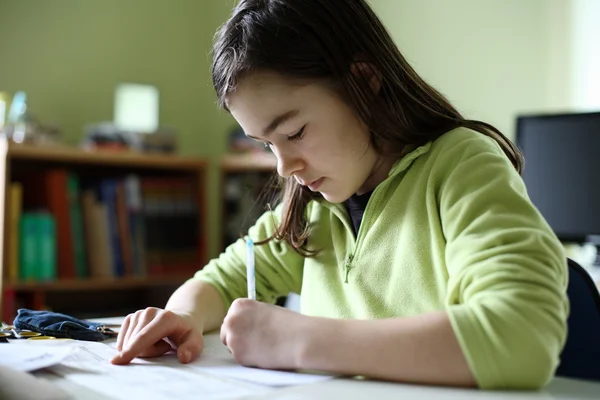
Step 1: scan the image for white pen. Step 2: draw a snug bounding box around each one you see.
[246,238,256,300]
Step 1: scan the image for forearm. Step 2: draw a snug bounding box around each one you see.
[298,311,476,387]
[165,279,226,333]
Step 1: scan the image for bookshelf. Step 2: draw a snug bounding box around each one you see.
[220,152,293,308]
[0,138,208,322]
[220,152,277,251]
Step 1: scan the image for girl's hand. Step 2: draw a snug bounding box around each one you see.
[220,299,307,370]
[111,307,204,365]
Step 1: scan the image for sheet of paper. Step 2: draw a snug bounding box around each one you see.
[190,357,335,387]
[0,344,75,372]
[8,332,334,399]
[50,341,269,400]
[105,333,335,387]
[189,335,336,387]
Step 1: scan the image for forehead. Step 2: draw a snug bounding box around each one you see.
[228,72,303,110]
[226,71,330,123]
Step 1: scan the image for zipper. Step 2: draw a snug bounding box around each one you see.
[345,190,380,283]
[344,254,354,283]
[332,143,431,283]
[329,184,384,284]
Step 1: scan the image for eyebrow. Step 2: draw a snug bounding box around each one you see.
[261,109,300,137]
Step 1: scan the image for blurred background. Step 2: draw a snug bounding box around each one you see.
[0,0,598,319]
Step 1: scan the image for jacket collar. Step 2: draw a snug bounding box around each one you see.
[318,141,433,217]
[387,141,432,178]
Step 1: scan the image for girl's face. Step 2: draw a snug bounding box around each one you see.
[227,71,392,203]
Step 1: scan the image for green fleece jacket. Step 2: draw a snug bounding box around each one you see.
[194,127,568,390]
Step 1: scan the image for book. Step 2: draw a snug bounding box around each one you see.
[19,212,56,281]
[67,174,87,278]
[97,180,124,277]
[7,182,23,281]
[22,169,76,279]
[81,190,113,278]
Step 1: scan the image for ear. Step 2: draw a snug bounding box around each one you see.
[350,62,382,94]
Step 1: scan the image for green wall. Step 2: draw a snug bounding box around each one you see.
[370,0,570,139]
[0,0,237,259]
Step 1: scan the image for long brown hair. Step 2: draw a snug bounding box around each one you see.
[212,0,523,256]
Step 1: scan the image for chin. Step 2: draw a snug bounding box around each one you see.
[320,191,351,204]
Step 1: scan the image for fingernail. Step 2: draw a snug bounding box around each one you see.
[180,350,191,363]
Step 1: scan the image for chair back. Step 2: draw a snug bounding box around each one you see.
[556,258,600,381]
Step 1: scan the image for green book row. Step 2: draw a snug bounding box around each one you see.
[19,212,57,281]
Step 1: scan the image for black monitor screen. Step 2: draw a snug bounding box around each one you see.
[516,112,600,242]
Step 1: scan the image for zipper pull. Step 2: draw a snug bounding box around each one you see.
[344,254,354,283]
[96,324,118,336]
[96,325,108,333]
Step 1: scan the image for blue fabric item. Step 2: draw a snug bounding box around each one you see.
[556,259,600,381]
[13,309,116,341]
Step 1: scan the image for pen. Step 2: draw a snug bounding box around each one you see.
[246,238,256,300]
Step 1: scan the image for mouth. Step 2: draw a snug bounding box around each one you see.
[306,177,324,191]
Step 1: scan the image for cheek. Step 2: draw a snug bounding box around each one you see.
[334,127,371,162]
[304,116,370,166]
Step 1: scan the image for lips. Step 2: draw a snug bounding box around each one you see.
[296,176,325,191]
[307,177,324,191]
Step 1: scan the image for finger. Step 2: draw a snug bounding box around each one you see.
[121,311,141,352]
[112,339,171,364]
[128,310,156,348]
[112,313,182,365]
[176,330,204,364]
[220,321,228,348]
[115,315,132,352]
[137,339,172,359]
[111,311,146,365]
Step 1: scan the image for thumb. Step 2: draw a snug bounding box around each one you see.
[176,330,204,364]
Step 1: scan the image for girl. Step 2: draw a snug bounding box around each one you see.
[111,0,568,390]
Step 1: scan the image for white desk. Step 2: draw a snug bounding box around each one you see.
[30,317,600,400]
[36,371,600,400]
[205,378,596,400]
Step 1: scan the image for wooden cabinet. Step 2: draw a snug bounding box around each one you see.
[0,138,208,321]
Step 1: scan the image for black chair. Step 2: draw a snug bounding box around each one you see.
[556,258,600,381]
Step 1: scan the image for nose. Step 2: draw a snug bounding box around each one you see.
[273,146,304,178]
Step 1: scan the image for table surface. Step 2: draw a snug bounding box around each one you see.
[32,316,600,400]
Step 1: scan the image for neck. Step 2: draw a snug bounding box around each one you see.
[356,155,397,195]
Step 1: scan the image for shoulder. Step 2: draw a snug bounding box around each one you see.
[431,127,504,157]
[420,127,524,203]
[426,127,512,173]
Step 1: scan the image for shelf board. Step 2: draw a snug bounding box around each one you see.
[8,143,207,171]
[221,152,277,172]
[6,275,191,292]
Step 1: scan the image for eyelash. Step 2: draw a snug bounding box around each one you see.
[287,126,305,141]
[263,126,305,148]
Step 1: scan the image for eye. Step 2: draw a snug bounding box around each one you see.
[287,126,305,141]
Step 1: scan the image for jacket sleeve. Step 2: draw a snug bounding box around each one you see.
[192,204,305,310]
[438,133,568,389]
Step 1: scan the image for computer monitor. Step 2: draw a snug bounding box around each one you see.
[516,111,600,244]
